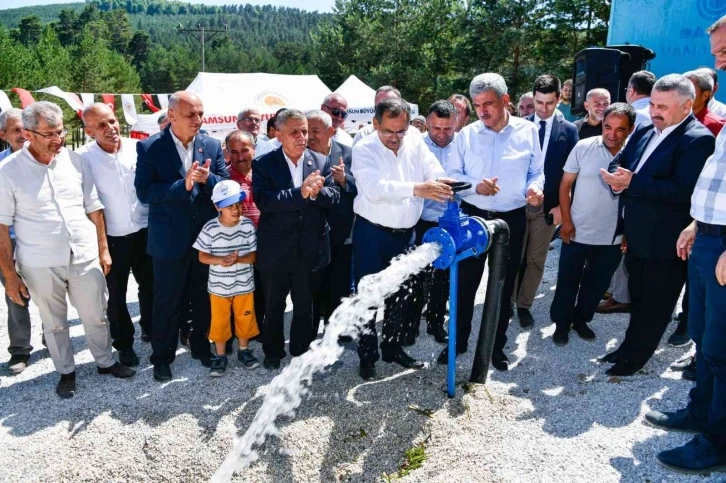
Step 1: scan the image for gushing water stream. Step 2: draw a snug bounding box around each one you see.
[211,242,441,482]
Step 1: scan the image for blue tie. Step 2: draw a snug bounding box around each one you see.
[538,120,546,149]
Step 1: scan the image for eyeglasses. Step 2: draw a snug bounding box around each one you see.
[380,129,408,138]
[323,105,348,119]
[27,128,67,139]
[239,117,262,124]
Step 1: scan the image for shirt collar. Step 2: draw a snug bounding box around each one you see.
[476,113,515,134]
[534,113,555,127]
[282,150,305,167]
[656,114,690,137]
[21,144,59,167]
[170,129,194,151]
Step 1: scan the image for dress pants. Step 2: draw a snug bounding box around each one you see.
[515,204,557,309]
[453,203,526,357]
[313,243,353,335]
[686,231,726,448]
[617,253,687,369]
[353,217,415,364]
[261,264,323,360]
[607,257,631,303]
[18,257,115,374]
[550,241,622,328]
[106,229,153,352]
[151,247,212,365]
[1,240,32,357]
[409,219,449,335]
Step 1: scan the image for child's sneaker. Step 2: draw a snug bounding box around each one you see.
[209,355,228,377]
[238,349,260,369]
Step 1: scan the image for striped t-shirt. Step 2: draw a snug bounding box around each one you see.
[193,217,256,297]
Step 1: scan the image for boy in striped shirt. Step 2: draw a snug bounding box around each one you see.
[194,180,260,376]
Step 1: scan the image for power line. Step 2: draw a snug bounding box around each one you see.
[177,24,228,72]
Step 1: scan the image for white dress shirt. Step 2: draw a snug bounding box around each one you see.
[534,113,555,155]
[631,97,651,128]
[333,128,353,147]
[447,115,545,212]
[709,97,726,119]
[634,115,690,173]
[283,151,304,188]
[76,138,148,237]
[254,137,277,158]
[170,129,194,171]
[421,133,457,222]
[353,130,445,229]
[0,146,104,268]
[353,124,375,146]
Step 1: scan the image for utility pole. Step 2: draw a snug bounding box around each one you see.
[177,24,228,72]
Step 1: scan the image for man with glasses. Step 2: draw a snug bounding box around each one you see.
[0,101,136,398]
[352,98,454,380]
[0,108,32,375]
[321,93,353,147]
[237,107,276,157]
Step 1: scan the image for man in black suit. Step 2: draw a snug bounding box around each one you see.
[306,110,356,335]
[515,75,579,328]
[135,91,229,381]
[253,109,340,368]
[600,74,716,376]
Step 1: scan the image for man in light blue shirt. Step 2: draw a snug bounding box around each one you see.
[440,73,544,371]
[0,108,32,374]
[408,100,459,346]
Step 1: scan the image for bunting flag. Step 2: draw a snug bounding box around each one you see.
[11,88,35,108]
[37,86,85,118]
[0,90,12,112]
[121,94,137,126]
[157,94,169,109]
[102,94,115,111]
[140,94,160,113]
[80,93,94,107]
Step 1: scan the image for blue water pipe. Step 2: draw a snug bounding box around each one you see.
[423,182,510,397]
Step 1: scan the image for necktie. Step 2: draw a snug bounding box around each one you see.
[538,120,546,149]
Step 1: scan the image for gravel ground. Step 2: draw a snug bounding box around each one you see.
[0,240,715,483]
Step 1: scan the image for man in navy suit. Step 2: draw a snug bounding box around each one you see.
[253,109,340,369]
[515,75,579,329]
[306,110,356,335]
[600,74,716,376]
[134,91,229,382]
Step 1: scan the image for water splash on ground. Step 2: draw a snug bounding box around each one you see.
[211,242,441,483]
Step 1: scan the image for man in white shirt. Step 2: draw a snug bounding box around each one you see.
[320,93,353,146]
[352,98,454,380]
[443,73,544,371]
[76,103,153,368]
[352,86,401,146]
[0,102,135,398]
[237,107,276,158]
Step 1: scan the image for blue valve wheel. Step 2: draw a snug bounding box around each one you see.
[422,227,456,269]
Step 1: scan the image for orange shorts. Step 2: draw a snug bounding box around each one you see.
[209,292,260,343]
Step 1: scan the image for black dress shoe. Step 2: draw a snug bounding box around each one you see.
[682,365,696,382]
[426,325,448,344]
[263,358,281,369]
[401,336,416,347]
[153,363,172,382]
[667,322,691,347]
[572,322,595,341]
[492,351,509,371]
[338,335,353,344]
[597,349,624,364]
[606,361,640,376]
[436,346,466,365]
[56,371,76,398]
[98,362,136,378]
[140,329,151,343]
[118,349,140,367]
[359,362,376,380]
[552,326,569,346]
[179,331,190,347]
[644,408,701,433]
[517,308,534,329]
[191,351,215,368]
[382,348,424,369]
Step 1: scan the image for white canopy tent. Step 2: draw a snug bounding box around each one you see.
[334,75,418,126]
[186,72,332,134]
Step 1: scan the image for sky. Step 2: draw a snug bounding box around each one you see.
[2,0,336,13]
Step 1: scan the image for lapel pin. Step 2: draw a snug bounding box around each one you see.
[198,148,203,153]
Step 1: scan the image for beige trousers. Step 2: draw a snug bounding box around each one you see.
[18,257,114,374]
[515,204,557,309]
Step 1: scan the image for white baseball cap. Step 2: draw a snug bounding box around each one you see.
[211,180,246,208]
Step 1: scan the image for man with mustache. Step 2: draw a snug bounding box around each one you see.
[77,103,153,368]
[599,75,715,376]
[135,91,229,382]
[0,108,32,374]
[574,88,611,139]
[0,101,136,398]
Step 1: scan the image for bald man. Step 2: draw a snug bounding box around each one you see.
[76,104,153,368]
[134,91,229,381]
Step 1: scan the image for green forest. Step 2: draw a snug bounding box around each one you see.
[0,0,610,118]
